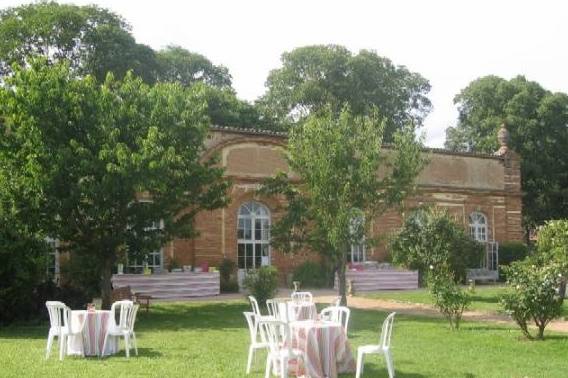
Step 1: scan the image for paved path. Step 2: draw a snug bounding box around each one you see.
[313,294,568,333]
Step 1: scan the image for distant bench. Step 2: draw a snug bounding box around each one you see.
[466,268,498,283]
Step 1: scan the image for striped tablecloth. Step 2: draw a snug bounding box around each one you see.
[279,301,318,322]
[290,320,356,378]
[68,310,118,357]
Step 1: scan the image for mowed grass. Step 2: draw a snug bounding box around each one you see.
[362,285,568,316]
[1,300,568,377]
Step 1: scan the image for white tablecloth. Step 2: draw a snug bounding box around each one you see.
[278,301,318,322]
[68,310,118,357]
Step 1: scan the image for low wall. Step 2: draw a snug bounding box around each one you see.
[112,272,220,299]
[335,269,419,292]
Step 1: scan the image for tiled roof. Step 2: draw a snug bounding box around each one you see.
[210,125,503,160]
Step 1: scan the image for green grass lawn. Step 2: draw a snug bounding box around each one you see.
[1,300,568,377]
[361,285,568,317]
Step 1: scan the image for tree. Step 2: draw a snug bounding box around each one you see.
[260,106,425,304]
[445,76,568,229]
[533,220,568,299]
[156,45,232,88]
[0,1,157,83]
[389,207,484,284]
[257,45,431,140]
[0,60,230,308]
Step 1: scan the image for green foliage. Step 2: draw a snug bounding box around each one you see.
[445,76,568,227]
[243,266,278,306]
[0,60,230,307]
[219,258,239,293]
[534,220,568,266]
[501,259,564,339]
[292,261,330,288]
[498,241,530,281]
[428,268,471,330]
[0,216,49,324]
[390,207,484,284]
[0,1,157,83]
[258,45,431,140]
[59,253,102,299]
[156,45,231,88]
[260,106,424,304]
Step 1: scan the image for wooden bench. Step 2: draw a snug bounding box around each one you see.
[112,285,152,313]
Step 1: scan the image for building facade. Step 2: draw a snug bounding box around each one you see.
[143,125,524,280]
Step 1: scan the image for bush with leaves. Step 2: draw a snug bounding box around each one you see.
[498,241,530,281]
[390,207,484,284]
[292,260,331,288]
[219,258,239,293]
[501,259,564,340]
[243,266,278,306]
[428,268,471,330]
[533,220,568,298]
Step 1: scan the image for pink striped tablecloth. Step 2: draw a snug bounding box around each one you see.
[68,310,118,357]
[290,320,355,378]
[279,301,318,322]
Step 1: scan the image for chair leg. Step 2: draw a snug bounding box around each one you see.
[124,334,130,358]
[101,333,109,358]
[59,335,65,361]
[264,356,272,378]
[246,345,255,374]
[355,350,364,378]
[132,332,138,356]
[46,333,54,359]
[385,351,395,378]
[280,356,287,378]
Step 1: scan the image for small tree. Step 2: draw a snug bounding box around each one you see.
[260,106,425,305]
[0,60,230,308]
[243,266,278,306]
[501,259,564,340]
[390,207,484,284]
[533,220,568,299]
[427,268,470,330]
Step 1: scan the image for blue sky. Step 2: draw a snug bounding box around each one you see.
[2,0,567,147]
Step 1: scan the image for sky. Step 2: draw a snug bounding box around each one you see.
[1,0,568,147]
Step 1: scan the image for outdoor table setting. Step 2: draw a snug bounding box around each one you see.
[288,318,356,378]
[278,299,318,322]
[67,308,118,357]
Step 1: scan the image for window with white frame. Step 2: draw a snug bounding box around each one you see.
[469,212,488,242]
[127,219,164,273]
[237,201,270,269]
[45,237,60,280]
[348,214,366,263]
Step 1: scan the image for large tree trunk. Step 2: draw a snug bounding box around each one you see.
[337,251,347,306]
[100,254,115,310]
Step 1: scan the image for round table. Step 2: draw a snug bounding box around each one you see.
[67,310,118,357]
[278,301,318,322]
[289,319,355,378]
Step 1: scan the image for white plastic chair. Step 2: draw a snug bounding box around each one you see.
[332,296,341,306]
[101,300,136,358]
[290,291,313,303]
[320,306,350,334]
[244,312,269,374]
[258,319,305,378]
[249,296,274,321]
[45,301,85,360]
[356,312,396,378]
[266,299,283,321]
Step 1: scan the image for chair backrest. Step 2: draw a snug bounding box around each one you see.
[258,319,291,357]
[379,312,396,349]
[244,311,262,344]
[332,297,341,307]
[266,299,281,319]
[46,301,69,330]
[320,306,350,333]
[128,304,140,333]
[110,300,134,330]
[291,291,313,303]
[248,296,261,317]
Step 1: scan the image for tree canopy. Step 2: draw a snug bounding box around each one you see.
[445,75,568,228]
[0,60,230,307]
[260,106,425,304]
[0,1,157,83]
[257,45,432,139]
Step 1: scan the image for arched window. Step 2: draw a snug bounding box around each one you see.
[237,201,271,269]
[469,212,488,242]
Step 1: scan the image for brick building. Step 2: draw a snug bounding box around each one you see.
[149,124,523,280]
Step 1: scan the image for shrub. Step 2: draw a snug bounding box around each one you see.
[243,266,278,306]
[498,241,529,281]
[533,220,568,298]
[220,279,240,293]
[218,258,239,293]
[390,207,484,284]
[0,222,50,324]
[59,252,102,299]
[292,261,330,288]
[501,259,564,339]
[428,268,470,330]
